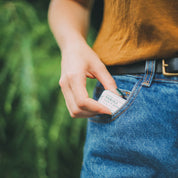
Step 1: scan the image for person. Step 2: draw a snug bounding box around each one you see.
[48,0,178,177]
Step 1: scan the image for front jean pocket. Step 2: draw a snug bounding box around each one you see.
[89,75,143,123]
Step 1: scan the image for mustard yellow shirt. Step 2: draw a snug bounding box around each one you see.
[93,0,178,65]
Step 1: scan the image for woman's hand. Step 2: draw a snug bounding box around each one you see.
[59,41,117,118]
[48,0,117,118]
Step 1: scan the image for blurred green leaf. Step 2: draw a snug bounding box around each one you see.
[0,1,97,178]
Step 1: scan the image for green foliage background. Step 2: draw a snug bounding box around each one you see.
[0,0,102,177]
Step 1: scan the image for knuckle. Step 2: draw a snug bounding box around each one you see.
[59,75,68,87]
[66,72,80,81]
[66,73,74,81]
[59,78,64,87]
[71,114,78,118]
[71,108,81,118]
[60,72,81,85]
[76,99,86,109]
[70,113,76,118]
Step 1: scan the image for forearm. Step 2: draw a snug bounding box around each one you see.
[48,0,93,52]
[48,0,117,118]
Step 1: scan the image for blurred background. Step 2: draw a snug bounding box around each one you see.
[0,0,103,178]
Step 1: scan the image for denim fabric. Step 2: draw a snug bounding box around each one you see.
[81,60,178,178]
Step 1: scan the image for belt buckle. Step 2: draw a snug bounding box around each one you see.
[162,59,178,76]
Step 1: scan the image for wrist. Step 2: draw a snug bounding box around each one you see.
[59,33,88,53]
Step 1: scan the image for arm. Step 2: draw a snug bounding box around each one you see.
[48,0,117,118]
[48,0,92,51]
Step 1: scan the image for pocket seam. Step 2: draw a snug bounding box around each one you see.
[111,82,142,122]
[89,79,142,124]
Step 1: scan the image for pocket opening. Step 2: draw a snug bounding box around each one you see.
[112,79,142,120]
[89,78,143,123]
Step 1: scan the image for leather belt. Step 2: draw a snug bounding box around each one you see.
[107,57,178,76]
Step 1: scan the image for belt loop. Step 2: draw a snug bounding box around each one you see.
[142,60,156,87]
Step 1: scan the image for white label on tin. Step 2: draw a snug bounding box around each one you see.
[98,90,126,114]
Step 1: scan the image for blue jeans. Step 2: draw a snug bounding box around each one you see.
[81,60,178,178]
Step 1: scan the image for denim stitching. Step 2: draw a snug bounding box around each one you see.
[111,84,142,122]
[89,79,142,124]
[132,74,178,82]
[153,78,178,83]
[112,79,142,120]
[143,60,154,86]
[142,60,154,86]
[147,60,154,84]
[143,61,149,83]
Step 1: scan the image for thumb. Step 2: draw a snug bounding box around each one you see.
[94,63,118,95]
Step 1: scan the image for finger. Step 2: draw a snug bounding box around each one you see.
[63,88,111,117]
[92,63,119,95]
[60,78,78,114]
[69,74,112,114]
[61,84,90,117]
[60,77,111,117]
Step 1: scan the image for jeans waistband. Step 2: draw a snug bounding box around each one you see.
[110,60,178,86]
[107,57,178,76]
